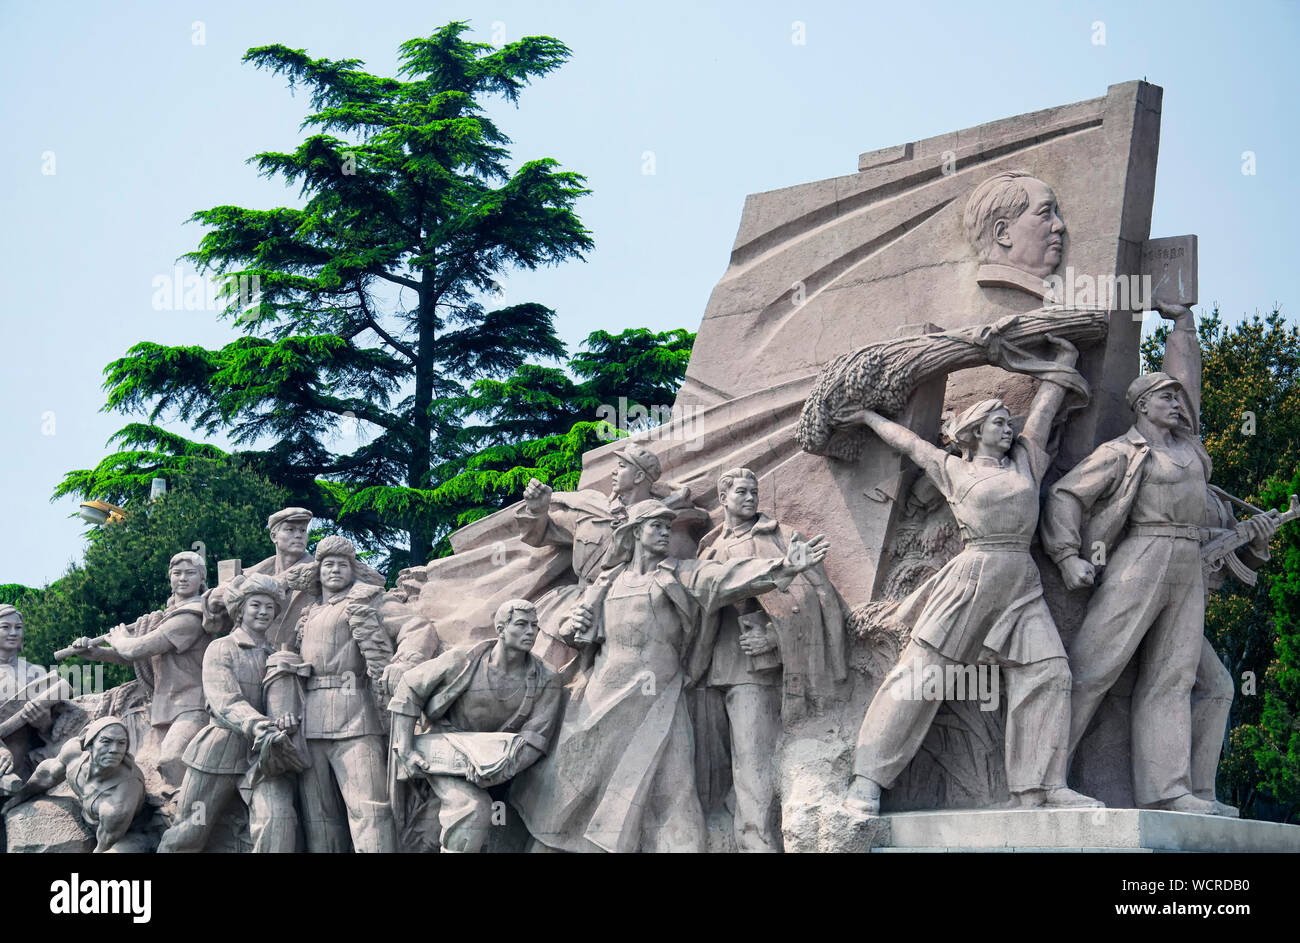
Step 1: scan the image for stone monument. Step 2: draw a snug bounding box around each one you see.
[4,80,1299,853]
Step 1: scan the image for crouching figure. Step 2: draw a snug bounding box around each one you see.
[388,599,562,853]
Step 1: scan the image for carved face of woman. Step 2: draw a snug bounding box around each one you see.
[997,178,1065,278]
[972,409,1015,457]
[319,555,355,594]
[90,725,130,773]
[0,612,22,657]
[169,562,203,600]
[240,594,278,636]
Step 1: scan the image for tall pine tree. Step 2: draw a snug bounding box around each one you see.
[72,23,593,571]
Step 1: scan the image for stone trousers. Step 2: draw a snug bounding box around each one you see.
[157,768,297,853]
[716,682,781,853]
[854,637,1071,793]
[416,775,494,853]
[299,735,396,853]
[155,710,208,793]
[1066,536,1204,806]
[1192,636,1234,800]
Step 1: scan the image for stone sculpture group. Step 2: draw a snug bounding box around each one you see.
[1,82,1295,853]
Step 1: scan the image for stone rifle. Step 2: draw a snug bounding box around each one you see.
[0,673,73,740]
[1202,493,1300,587]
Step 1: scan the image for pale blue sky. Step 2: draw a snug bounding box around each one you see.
[2,0,1297,587]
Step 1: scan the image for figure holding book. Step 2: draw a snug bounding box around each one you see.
[388,599,562,853]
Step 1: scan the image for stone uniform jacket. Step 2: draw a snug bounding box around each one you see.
[1040,427,1213,566]
[182,627,275,775]
[687,515,848,706]
[294,582,437,739]
[516,489,626,586]
[1040,315,1211,567]
[388,640,563,755]
[137,599,210,726]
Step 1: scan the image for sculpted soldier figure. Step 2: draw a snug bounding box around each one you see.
[3,716,148,853]
[208,507,316,647]
[511,500,830,853]
[518,444,694,664]
[841,336,1101,816]
[1041,302,1264,815]
[686,467,848,851]
[290,535,434,852]
[388,599,562,853]
[157,574,300,853]
[71,551,212,792]
[0,605,63,783]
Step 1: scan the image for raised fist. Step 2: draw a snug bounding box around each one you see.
[523,478,552,512]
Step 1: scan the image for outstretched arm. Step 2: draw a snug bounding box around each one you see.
[1019,334,1080,450]
[834,408,951,482]
[1,740,76,811]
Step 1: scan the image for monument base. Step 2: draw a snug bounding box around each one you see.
[867,808,1300,853]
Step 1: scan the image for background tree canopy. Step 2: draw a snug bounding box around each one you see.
[59,324,695,566]
[57,22,597,575]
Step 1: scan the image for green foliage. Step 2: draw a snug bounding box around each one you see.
[416,326,695,548]
[1237,470,1300,820]
[1143,307,1300,821]
[1141,308,1300,498]
[16,459,290,688]
[0,584,31,606]
[312,325,694,557]
[62,22,593,574]
[61,323,695,574]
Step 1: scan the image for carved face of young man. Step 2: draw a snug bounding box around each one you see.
[0,611,22,659]
[997,178,1064,278]
[319,555,355,595]
[169,561,204,600]
[1137,388,1183,431]
[497,606,540,654]
[610,458,645,500]
[90,724,130,773]
[271,519,310,557]
[240,594,279,638]
[721,476,759,523]
[635,517,673,557]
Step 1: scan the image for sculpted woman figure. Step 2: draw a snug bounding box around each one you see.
[840,335,1102,815]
